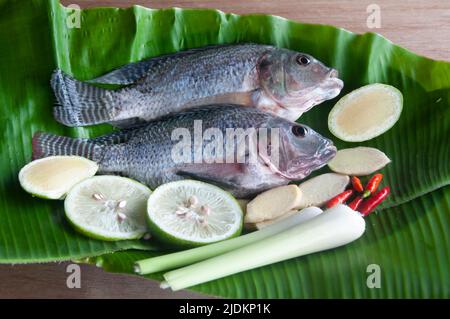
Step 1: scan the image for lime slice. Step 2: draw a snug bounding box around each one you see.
[19,156,98,199]
[147,180,243,247]
[328,83,403,142]
[65,176,151,241]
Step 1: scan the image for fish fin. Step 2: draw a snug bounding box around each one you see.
[86,44,235,85]
[32,132,104,162]
[108,117,148,129]
[177,163,245,190]
[91,128,137,145]
[86,60,154,85]
[51,69,118,127]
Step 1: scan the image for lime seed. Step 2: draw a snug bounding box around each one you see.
[188,195,198,207]
[201,205,211,215]
[117,200,127,208]
[117,212,127,222]
[92,193,104,201]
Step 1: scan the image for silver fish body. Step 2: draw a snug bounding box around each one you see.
[51,44,343,128]
[34,105,336,198]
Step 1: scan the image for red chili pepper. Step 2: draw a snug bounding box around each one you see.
[359,186,390,216]
[326,189,354,208]
[351,176,364,193]
[348,196,364,211]
[364,173,383,198]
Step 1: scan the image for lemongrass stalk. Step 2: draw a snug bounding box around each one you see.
[163,205,365,291]
[134,207,322,275]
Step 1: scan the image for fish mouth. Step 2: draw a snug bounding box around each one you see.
[317,144,337,163]
[297,77,342,112]
[310,68,344,103]
[321,71,344,100]
[328,78,344,93]
[277,73,344,115]
[328,68,339,79]
[259,140,337,181]
[280,144,337,180]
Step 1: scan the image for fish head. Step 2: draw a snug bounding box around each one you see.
[259,118,337,180]
[258,49,344,119]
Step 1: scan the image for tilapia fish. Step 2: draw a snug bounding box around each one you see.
[34,105,336,198]
[51,44,343,128]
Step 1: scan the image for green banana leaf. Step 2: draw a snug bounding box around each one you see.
[0,0,448,297]
[93,186,450,298]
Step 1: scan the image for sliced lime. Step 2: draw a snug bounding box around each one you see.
[147,180,243,247]
[19,156,98,199]
[65,176,151,241]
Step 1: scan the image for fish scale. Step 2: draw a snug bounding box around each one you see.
[33,105,336,198]
[51,44,343,128]
[119,45,264,114]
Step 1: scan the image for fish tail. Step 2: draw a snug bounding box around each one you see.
[32,132,104,162]
[51,69,117,127]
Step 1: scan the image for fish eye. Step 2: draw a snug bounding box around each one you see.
[296,54,310,66]
[292,125,307,137]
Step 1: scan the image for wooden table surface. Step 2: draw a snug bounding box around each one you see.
[64,0,449,61]
[1,0,448,299]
